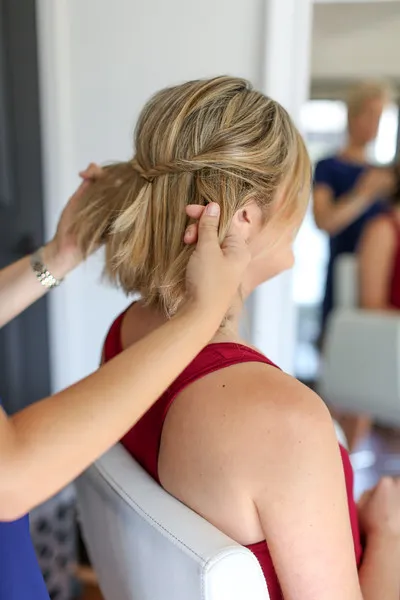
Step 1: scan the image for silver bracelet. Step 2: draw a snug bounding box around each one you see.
[30,247,63,289]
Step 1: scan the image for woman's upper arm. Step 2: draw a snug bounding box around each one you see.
[313,160,335,231]
[243,376,362,600]
[358,218,395,310]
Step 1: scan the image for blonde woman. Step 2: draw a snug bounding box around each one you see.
[0,163,249,600]
[73,77,400,600]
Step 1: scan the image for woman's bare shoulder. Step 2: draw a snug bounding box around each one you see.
[185,359,334,453]
[205,359,328,418]
[209,361,342,494]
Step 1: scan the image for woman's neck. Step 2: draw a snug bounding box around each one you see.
[211,319,242,344]
[215,292,246,340]
[122,299,244,349]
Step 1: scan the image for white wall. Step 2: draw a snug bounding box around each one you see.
[312,1,400,81]
[248,0,313,372]
[36,0,312,390]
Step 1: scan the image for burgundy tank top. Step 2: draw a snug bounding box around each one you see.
[103,310,363,599]
[389,213,400,309]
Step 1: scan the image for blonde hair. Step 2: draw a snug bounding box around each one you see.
[346,79,392,119]
[72,76,310,315]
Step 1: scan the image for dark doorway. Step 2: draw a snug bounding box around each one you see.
[0,0,51,413]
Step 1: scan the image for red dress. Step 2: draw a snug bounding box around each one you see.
[389,214,400,309]
[103,310,363,599]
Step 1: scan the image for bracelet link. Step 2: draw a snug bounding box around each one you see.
[30,248,63,289]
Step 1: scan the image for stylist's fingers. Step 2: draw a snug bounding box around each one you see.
[195,203,221,247]
[66,164,102,210]
[79,163,103,181]
[184,201,250,313]
[71,179,91,197]
[223,218,245,247]
[184,223,198,244]
[185,203,250,268]
[186,205,205,219]
[184,205,206,245]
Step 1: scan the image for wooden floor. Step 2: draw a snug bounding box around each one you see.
[76,424,400,600]
[80,584,103,600]
[76,566,103,600]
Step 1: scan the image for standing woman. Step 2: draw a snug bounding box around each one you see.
[314,81,395,332]
[0,165,249,600]
[313,81,395,448]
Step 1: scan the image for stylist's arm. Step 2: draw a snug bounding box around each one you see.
[0,166,250,520]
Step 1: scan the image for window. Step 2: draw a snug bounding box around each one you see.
[370,103,399,164]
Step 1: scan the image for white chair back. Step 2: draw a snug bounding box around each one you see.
[333,253,358,309]
[321,252,400,425]
[76,444,270,600]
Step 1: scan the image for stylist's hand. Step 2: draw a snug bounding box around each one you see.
[183,203,250,315]
[355,167,395,203]
[43,163,103,278]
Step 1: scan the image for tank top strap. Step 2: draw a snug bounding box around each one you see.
[166,342,278,403]
[103,304,134,362]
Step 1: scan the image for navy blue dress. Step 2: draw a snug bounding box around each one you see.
[0,401,49,600]
[314,156,387,328]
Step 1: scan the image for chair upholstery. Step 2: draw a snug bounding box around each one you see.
[76,444,270,600]
[319,254,400,426]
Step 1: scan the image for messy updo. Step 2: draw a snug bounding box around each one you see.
[71,76,310,315]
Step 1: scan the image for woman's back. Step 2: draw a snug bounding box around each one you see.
[103,302,362,598]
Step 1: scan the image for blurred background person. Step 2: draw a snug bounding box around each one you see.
[313,80,395,338]
[312,81,396,450]
[324,163,400,453]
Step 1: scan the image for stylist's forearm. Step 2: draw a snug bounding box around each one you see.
[0,242,77,328]
[316,194,370,236]
[0,302,220,518]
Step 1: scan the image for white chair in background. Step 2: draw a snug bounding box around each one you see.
[76,443,270,600]
[319,254,400,426]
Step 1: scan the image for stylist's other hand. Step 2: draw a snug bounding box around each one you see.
[184,202,250,316]
[358,477,400,541]
[43,163,103,278]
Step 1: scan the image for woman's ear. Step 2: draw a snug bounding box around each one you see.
[234,200,264,241]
